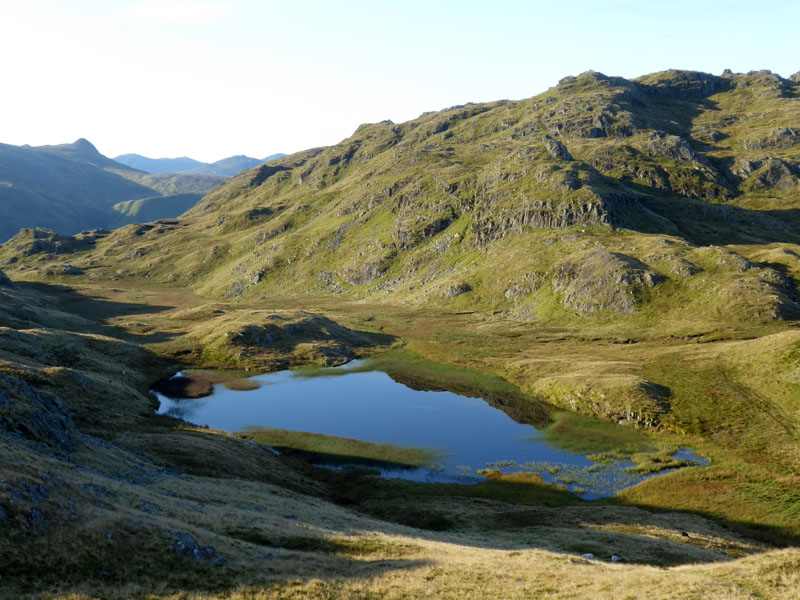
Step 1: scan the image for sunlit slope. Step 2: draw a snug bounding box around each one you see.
[5,70,799,336]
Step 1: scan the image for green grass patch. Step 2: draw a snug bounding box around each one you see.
[542,411,655,455]
[242,427,443,469]
[628,449,701,474]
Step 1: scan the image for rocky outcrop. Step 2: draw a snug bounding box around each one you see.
[543,136,574,161]
[643,132,700,162]
[741,127,799,151]
[533,373,671,428]
[551,248,664,314]
[0,268,12,286]
[440,281,472,298]
[636,70,725,99]
[732,70,791,98]
[735,158,799,191]
[3,228,107,258]
[471,196,617,247]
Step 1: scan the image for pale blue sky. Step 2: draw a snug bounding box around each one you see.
[0,0,797,161]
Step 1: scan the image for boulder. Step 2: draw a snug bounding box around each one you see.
[543,136,574,161]
[441,282,472,298]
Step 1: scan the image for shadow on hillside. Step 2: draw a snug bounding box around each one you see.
[599,90,800,246]
[304,460,800,566]
[614,188,800,246]
[16,280,179,344]
[139,420,800,570]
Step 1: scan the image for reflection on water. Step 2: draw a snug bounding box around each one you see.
[154,363,705,499]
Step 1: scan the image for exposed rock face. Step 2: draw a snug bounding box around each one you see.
[552,248,664,314]
[0,268,11,286]
[735,70,791,98]
[471,196,620,247]
[643,132,699,162]
[4,67,799,316]
[734,158,799,190]
[342,256,392,286]
[791,71,800,83]
[732,156,799,190]
[756,159,799,190]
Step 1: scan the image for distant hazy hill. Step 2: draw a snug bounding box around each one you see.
[112,154,205,174]
[114,152,286,177]
[0,139,223,241]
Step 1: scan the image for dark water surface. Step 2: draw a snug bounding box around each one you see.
[154,361,704,499]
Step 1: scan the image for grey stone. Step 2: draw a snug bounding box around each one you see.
[543,136,573,161]
[441,282,472,298]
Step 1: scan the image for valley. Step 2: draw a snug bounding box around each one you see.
[1,68,800,598]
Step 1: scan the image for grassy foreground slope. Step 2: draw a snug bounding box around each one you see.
[0,280,799,599]
[1,68,800,598]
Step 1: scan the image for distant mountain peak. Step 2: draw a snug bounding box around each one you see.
[72,138,98,151]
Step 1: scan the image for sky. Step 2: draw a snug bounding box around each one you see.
[0,0,798,162]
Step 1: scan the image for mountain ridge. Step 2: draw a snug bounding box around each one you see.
[0,139,224,241]
[113,151,287,176]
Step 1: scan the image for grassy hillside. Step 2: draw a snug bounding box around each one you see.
[7,70,798,329]
[1,69,800,598]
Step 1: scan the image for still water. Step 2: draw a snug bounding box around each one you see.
[154,362,703,499]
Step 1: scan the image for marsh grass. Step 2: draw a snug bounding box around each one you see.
[542,411,655,455]
[242,427,443,469]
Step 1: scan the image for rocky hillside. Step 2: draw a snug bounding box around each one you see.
[4,70,800,332]
[0,139,224,241]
